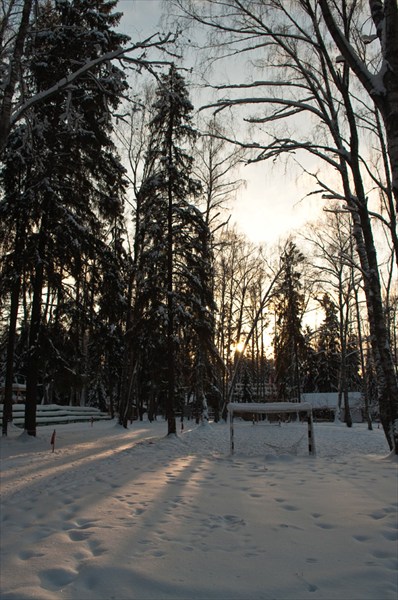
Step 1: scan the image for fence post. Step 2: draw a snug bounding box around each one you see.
[307,412,315,456]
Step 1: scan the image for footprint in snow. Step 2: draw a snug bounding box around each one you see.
[315,522,335,530]
[381,529,398,541]
[88,539,107,556]
[39,567,77,591]
[353,534,371,542]
[68,529,91,542]
[281,504,299,511]
[18,549,45,561]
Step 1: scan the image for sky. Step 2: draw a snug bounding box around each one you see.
[1,417,396,600]
[116,0,322,247]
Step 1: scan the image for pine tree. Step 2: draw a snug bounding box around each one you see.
[345,334,361,391]
[315,293,341,393]
[301,326,317,394]
[0,0,128,435]
[124,66,214,434]
[273,241,306,402]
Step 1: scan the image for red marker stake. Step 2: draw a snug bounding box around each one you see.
[50,429,56,453]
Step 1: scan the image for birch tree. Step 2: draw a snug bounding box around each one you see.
[318,0,398,210]
[214,226,270,407]
[173,0,398,453]
[192,119,244,418]
[305,209,363,424]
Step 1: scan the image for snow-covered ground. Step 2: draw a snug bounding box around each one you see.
[1,418,397,600]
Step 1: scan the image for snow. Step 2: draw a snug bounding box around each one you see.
[1,419,397,600]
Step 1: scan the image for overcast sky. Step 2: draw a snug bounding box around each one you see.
[117,0,321,247]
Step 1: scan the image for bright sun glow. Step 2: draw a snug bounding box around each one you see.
[234,340,246,354]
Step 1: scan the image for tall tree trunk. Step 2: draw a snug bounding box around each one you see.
[380,0,398,210]
[166,164,176,436]
[353,277,373,430]
[339,286,352,428]
[118,266,135,427]
[24,205,48,436]
[2,276,21,435]
[24,259,44,436]
[339,61,398,451]
[352,204,398,451]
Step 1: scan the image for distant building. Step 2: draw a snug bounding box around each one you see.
[231,381,277,402]
[301,392,364,422]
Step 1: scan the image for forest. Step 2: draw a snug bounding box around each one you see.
[0,0,397,452]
